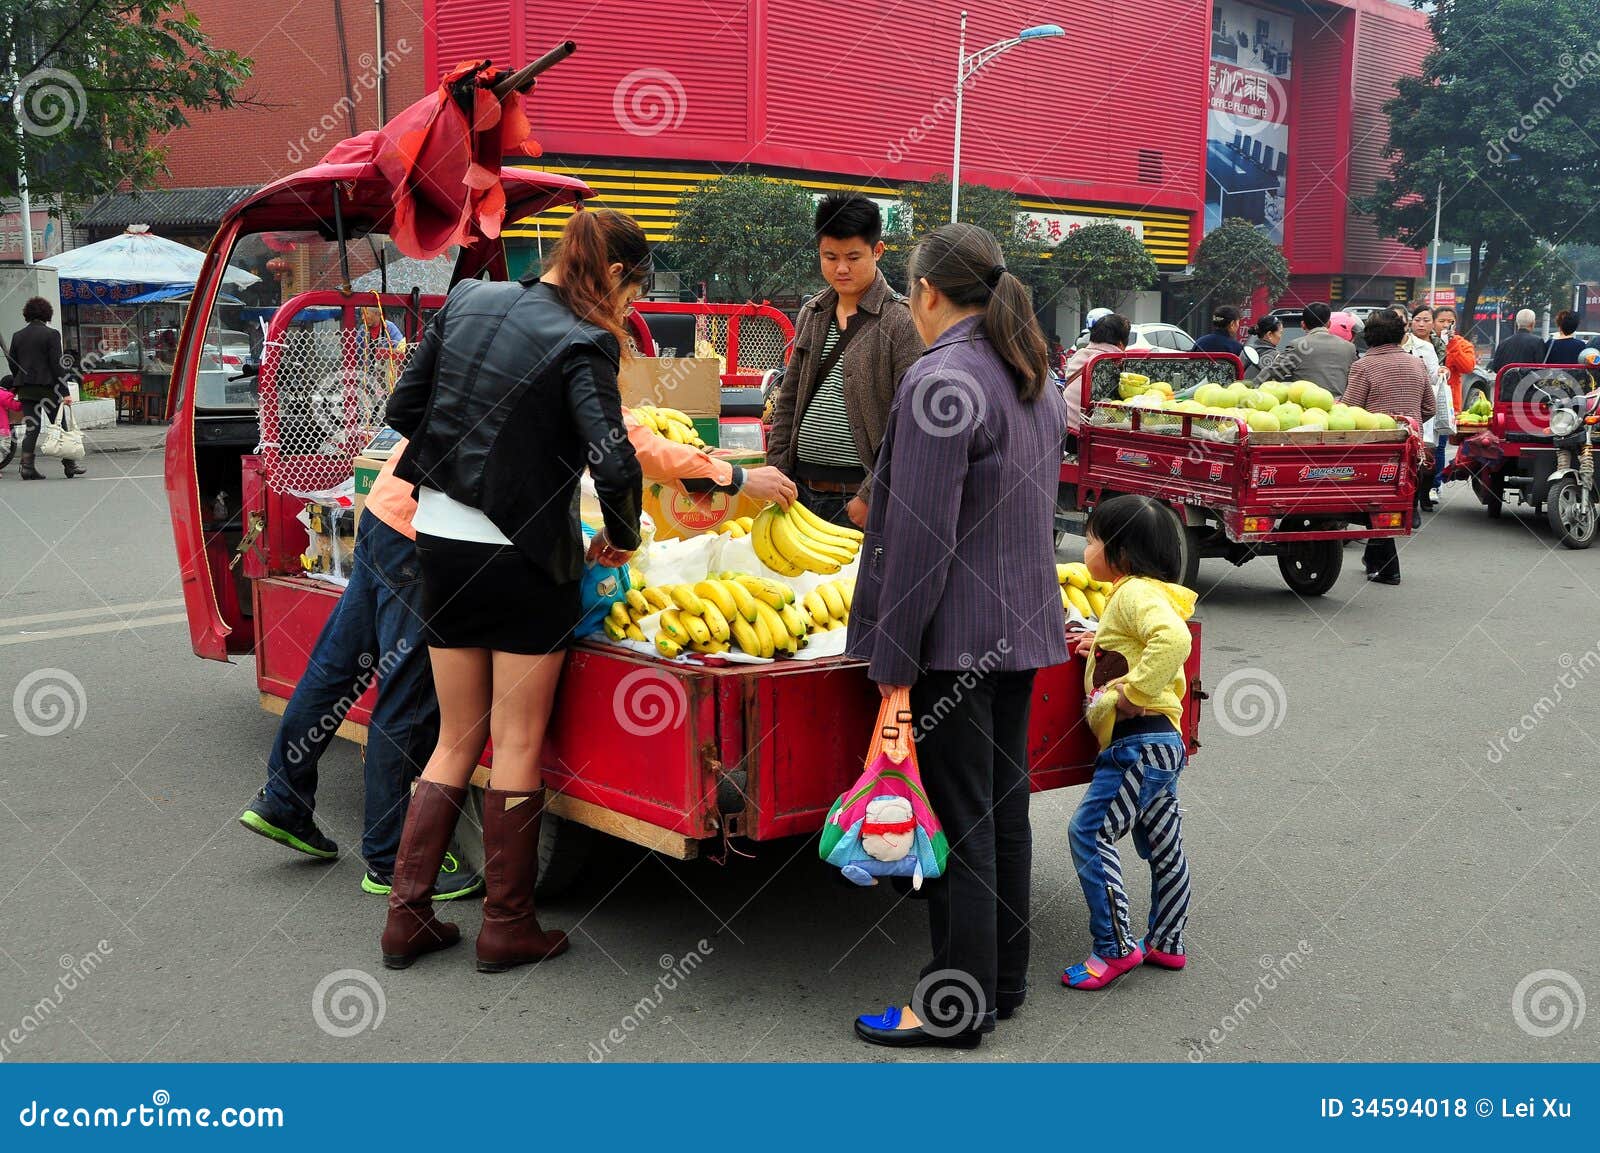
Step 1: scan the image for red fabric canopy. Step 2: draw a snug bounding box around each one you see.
[319,60,541,260]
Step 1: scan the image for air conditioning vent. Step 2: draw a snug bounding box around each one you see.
[1137,150,1164,184]
[1449,272,1468,285]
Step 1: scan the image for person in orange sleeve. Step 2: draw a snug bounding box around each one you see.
[240,424,793,895]
[1433,305,1477,495]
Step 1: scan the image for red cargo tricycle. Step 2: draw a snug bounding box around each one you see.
[1058,352,1418,596]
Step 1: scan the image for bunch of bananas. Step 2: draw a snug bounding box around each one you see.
[712,516,756,539]
[633,405,709,449]
[800,578,853,631]
[751,502,862,577]
[605,576,814,659]
[1057,562,1111,621]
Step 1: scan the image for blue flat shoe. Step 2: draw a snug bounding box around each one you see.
[853,1004,984,1050]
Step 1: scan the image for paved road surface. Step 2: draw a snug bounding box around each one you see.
[1,451,1594,1062]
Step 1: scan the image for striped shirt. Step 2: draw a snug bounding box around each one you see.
[1343,344,1436,426]
[796,319,861,469]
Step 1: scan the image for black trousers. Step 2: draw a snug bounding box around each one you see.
[910,667,1036,1031]
[1363,537,1399,580]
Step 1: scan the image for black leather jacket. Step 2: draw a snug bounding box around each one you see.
[7,321,68,403]
[388,279,642,583]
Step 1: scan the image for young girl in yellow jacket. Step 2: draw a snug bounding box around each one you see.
[1064,495,1196,990]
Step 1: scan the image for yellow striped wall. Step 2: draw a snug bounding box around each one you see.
[503,162,1193,270]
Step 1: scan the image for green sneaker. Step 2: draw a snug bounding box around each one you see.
[362,851,484,901]
[239,790,338,860]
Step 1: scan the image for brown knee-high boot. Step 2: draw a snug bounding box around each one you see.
[476,787,569,972]
[380,780,465,969]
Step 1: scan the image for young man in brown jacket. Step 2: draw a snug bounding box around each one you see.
[767,194,922,527]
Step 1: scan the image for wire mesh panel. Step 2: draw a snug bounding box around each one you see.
[734,315,792,375]
[257,323,414,495]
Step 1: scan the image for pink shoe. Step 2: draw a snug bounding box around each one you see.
[1137,937,1186,970]
[1062,945,1144,990]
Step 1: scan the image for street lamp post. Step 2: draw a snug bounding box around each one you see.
[950,12,1064,223]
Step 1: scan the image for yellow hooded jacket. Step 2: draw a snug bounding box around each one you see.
[1083,576,1197,749]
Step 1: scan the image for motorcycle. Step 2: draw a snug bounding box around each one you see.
[1545,387,1600,548]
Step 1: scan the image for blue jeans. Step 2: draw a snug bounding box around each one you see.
[263,513,437,876]
[1069,732,1190,958]
[1434,435,1449,490]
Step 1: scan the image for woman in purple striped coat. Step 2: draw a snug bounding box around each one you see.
[849,222,1069,1050]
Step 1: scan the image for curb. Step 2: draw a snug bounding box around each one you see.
[88,439,168,455]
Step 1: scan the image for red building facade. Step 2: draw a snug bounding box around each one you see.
[426,0,1432,311]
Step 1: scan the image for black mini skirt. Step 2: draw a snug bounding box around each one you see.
[414,533,581,655]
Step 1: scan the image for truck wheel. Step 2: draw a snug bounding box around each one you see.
[1277,539,1343,596]
[1547,478,1598,549]
[536,811,594,900]
[1472,472,1503,518]
[1157,504,1201,587]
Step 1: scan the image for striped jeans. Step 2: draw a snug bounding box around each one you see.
[1069,731,1190,958]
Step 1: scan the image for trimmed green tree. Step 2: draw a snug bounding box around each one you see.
[879,176,1050,300]
[0,2,251,203]
[1364,0,1600,336]
[1050,222,1158,324]
[665,175,821,303]
[1189,217,1289,318]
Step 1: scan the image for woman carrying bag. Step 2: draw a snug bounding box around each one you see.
[848,222,1068,1049]
[7,296,84,480]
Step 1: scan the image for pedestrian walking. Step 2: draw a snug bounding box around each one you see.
[0,378,20,476]
[1403,306,1442,511]
[7,297,84,480]
[767,194,923,528]
[1342,310,1434,585]
[378,207,647,973]
[1545,310,1587,364]
[1242,315,1283,379]
[1491,309,1545,371]
[1192,305,1244,355]
[1262,302,1357,396]
[1062,494,1195,991]
[849,222,1067,1049]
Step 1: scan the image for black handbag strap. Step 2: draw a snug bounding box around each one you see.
[811,310,863,392]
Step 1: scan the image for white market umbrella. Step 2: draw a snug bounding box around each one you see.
[40,224,258,290]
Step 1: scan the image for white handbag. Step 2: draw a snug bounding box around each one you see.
[37,404,86,461]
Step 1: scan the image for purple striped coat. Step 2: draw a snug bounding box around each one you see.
[847,316,1069,686]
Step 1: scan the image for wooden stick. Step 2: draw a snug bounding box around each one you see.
[490,41,577,98]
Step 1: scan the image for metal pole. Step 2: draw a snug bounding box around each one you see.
[375,0,387,124]
[9,41,32,265]
[950,10,967,224]
[1428,179,1441,308]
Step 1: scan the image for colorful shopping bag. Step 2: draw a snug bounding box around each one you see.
[576,524,633,637]
[818,688,948,889]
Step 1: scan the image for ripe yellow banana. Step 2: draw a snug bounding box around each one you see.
[656,635,682,659]
[730,616,763,657]
[690,638,730,655]
[669,585,705,615]
[735,574,788,609]
[736,516,754,532]
[607,601,630,628]
[633,407,661,433]
[664,421,689,444]
[1060,587,1070,613]
[751,509,805,577]
[753,602,790,654]
[625,589,650,617]
[802,590,831,627]
[1061,563,1091,591]
[700,601,732,643]
[1065,586,1093,619]
[768,508,841,575]
[625,623,645,642]
[790,500,864,544]
[1086,590,1108,618]
[724,521,747,538]
[788,509,860,559]
[659,610,690,645]
[643,587,672,611]
[603,618,627,641]
[818,582,847,620]
[789,520,857,566]
[681,613,711,645]
[836,579,853,611]
[778,603,809,638]
[694,581,737,621]
[655,407,693,425]
[825,618,845,632]
[722,579,759,623]
[750,611,776,658]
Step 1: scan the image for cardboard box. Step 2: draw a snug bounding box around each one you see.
[618,356,722,448]
[352,454,383,525]
[645,449,769,540]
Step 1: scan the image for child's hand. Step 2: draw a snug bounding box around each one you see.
[1069,629,1097,657]
[1107,681,1153,718]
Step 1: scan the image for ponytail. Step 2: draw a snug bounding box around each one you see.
[545,207,652,353]
[908,222,1049,401]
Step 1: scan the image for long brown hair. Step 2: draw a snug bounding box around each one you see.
[908,222,1049,400]
[545,207,651,350]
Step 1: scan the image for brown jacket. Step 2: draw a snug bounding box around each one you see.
[767,271,923,502]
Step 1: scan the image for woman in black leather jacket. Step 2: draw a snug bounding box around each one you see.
[379,208,649,974]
